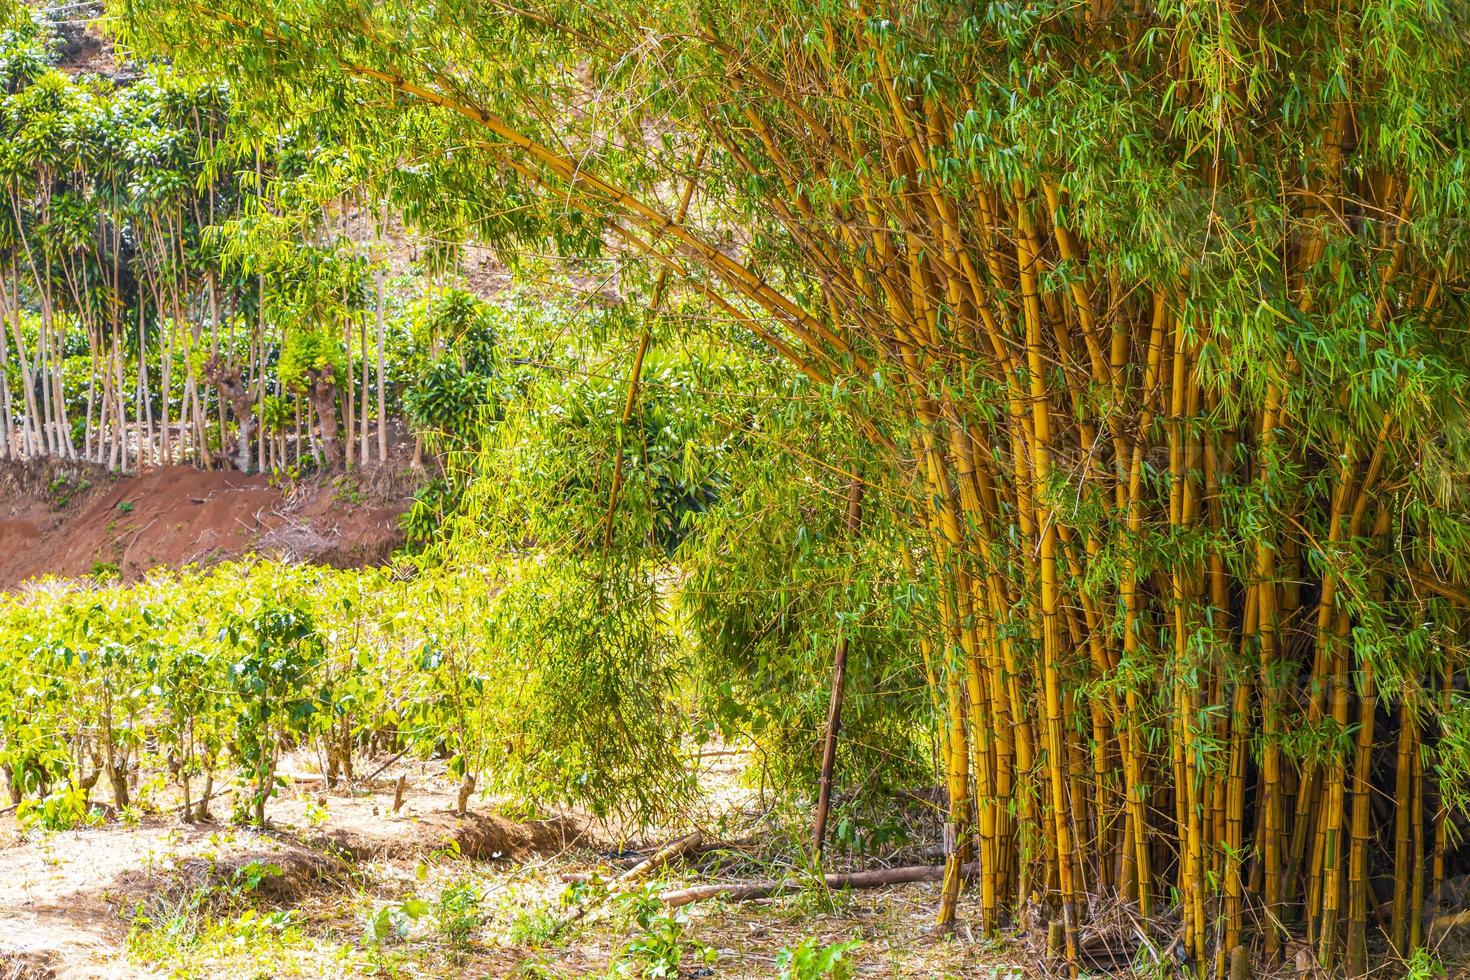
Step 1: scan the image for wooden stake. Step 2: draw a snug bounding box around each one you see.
[812,477,864,863]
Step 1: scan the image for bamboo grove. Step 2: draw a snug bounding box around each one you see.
[76,0,1470,973]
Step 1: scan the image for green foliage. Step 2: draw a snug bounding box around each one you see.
[406,287,501,373]
[776,937,862,980]
[257,393,291,435]
[126,853,302,966]
[435,341,731,557]
[232,860,284,894]
[0,557,695,828]
[16,782,99,832]
[402,555,692,822]
[1434,691,1470,818]
[20,0,1470,971]
[1403,948,1448,980]
[0,15,411,475]
[435,879,483,953]
[363,896,430,944]
[402,356,498,441]
[678,378,929,806]
[222,597,326,824]
[0,11,52,93]
[277,329,347,393]
[506,907,563,947]
[400,478,454,548]
[613,885,714,978]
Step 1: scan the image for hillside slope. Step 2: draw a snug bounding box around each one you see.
[0,462,411,590]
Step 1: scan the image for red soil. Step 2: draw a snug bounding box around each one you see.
[0,462,410,590]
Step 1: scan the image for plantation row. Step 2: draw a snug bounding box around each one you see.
[0,559,686,829]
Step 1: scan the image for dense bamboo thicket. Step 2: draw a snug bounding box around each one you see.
[105,0,1470,974]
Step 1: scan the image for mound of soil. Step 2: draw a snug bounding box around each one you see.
[113,837,354,911]
[263,769,588,863]
[308,808,586,864]
[0,461,412,591]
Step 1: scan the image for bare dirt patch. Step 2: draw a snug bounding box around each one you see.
[0,461,411,590]
[264,772,588,864]
[0,821,221,979]
[303,805,586,865]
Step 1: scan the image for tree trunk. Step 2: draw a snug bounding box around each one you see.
[308,369,341,469]
[0,305,13,461]
[179,768,192,823]
[455,773,475,816]
[159,310,173,464]
[659,863,980,908]
[359,314,371,465]
[83,329,98,461]
[205,356,257,473]
[198,770,214,822]
[343,313,355,469]
[103,699,130,810]
[375,268,387,463]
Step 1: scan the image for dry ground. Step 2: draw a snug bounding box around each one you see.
[0,750,1465,979]
[0,749,1034,980]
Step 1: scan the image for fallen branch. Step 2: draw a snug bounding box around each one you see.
[658,861,979,908]
[170,785,235,814]
[553,831,703,934]
[615,831,704,885]
[562,839,749,884]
